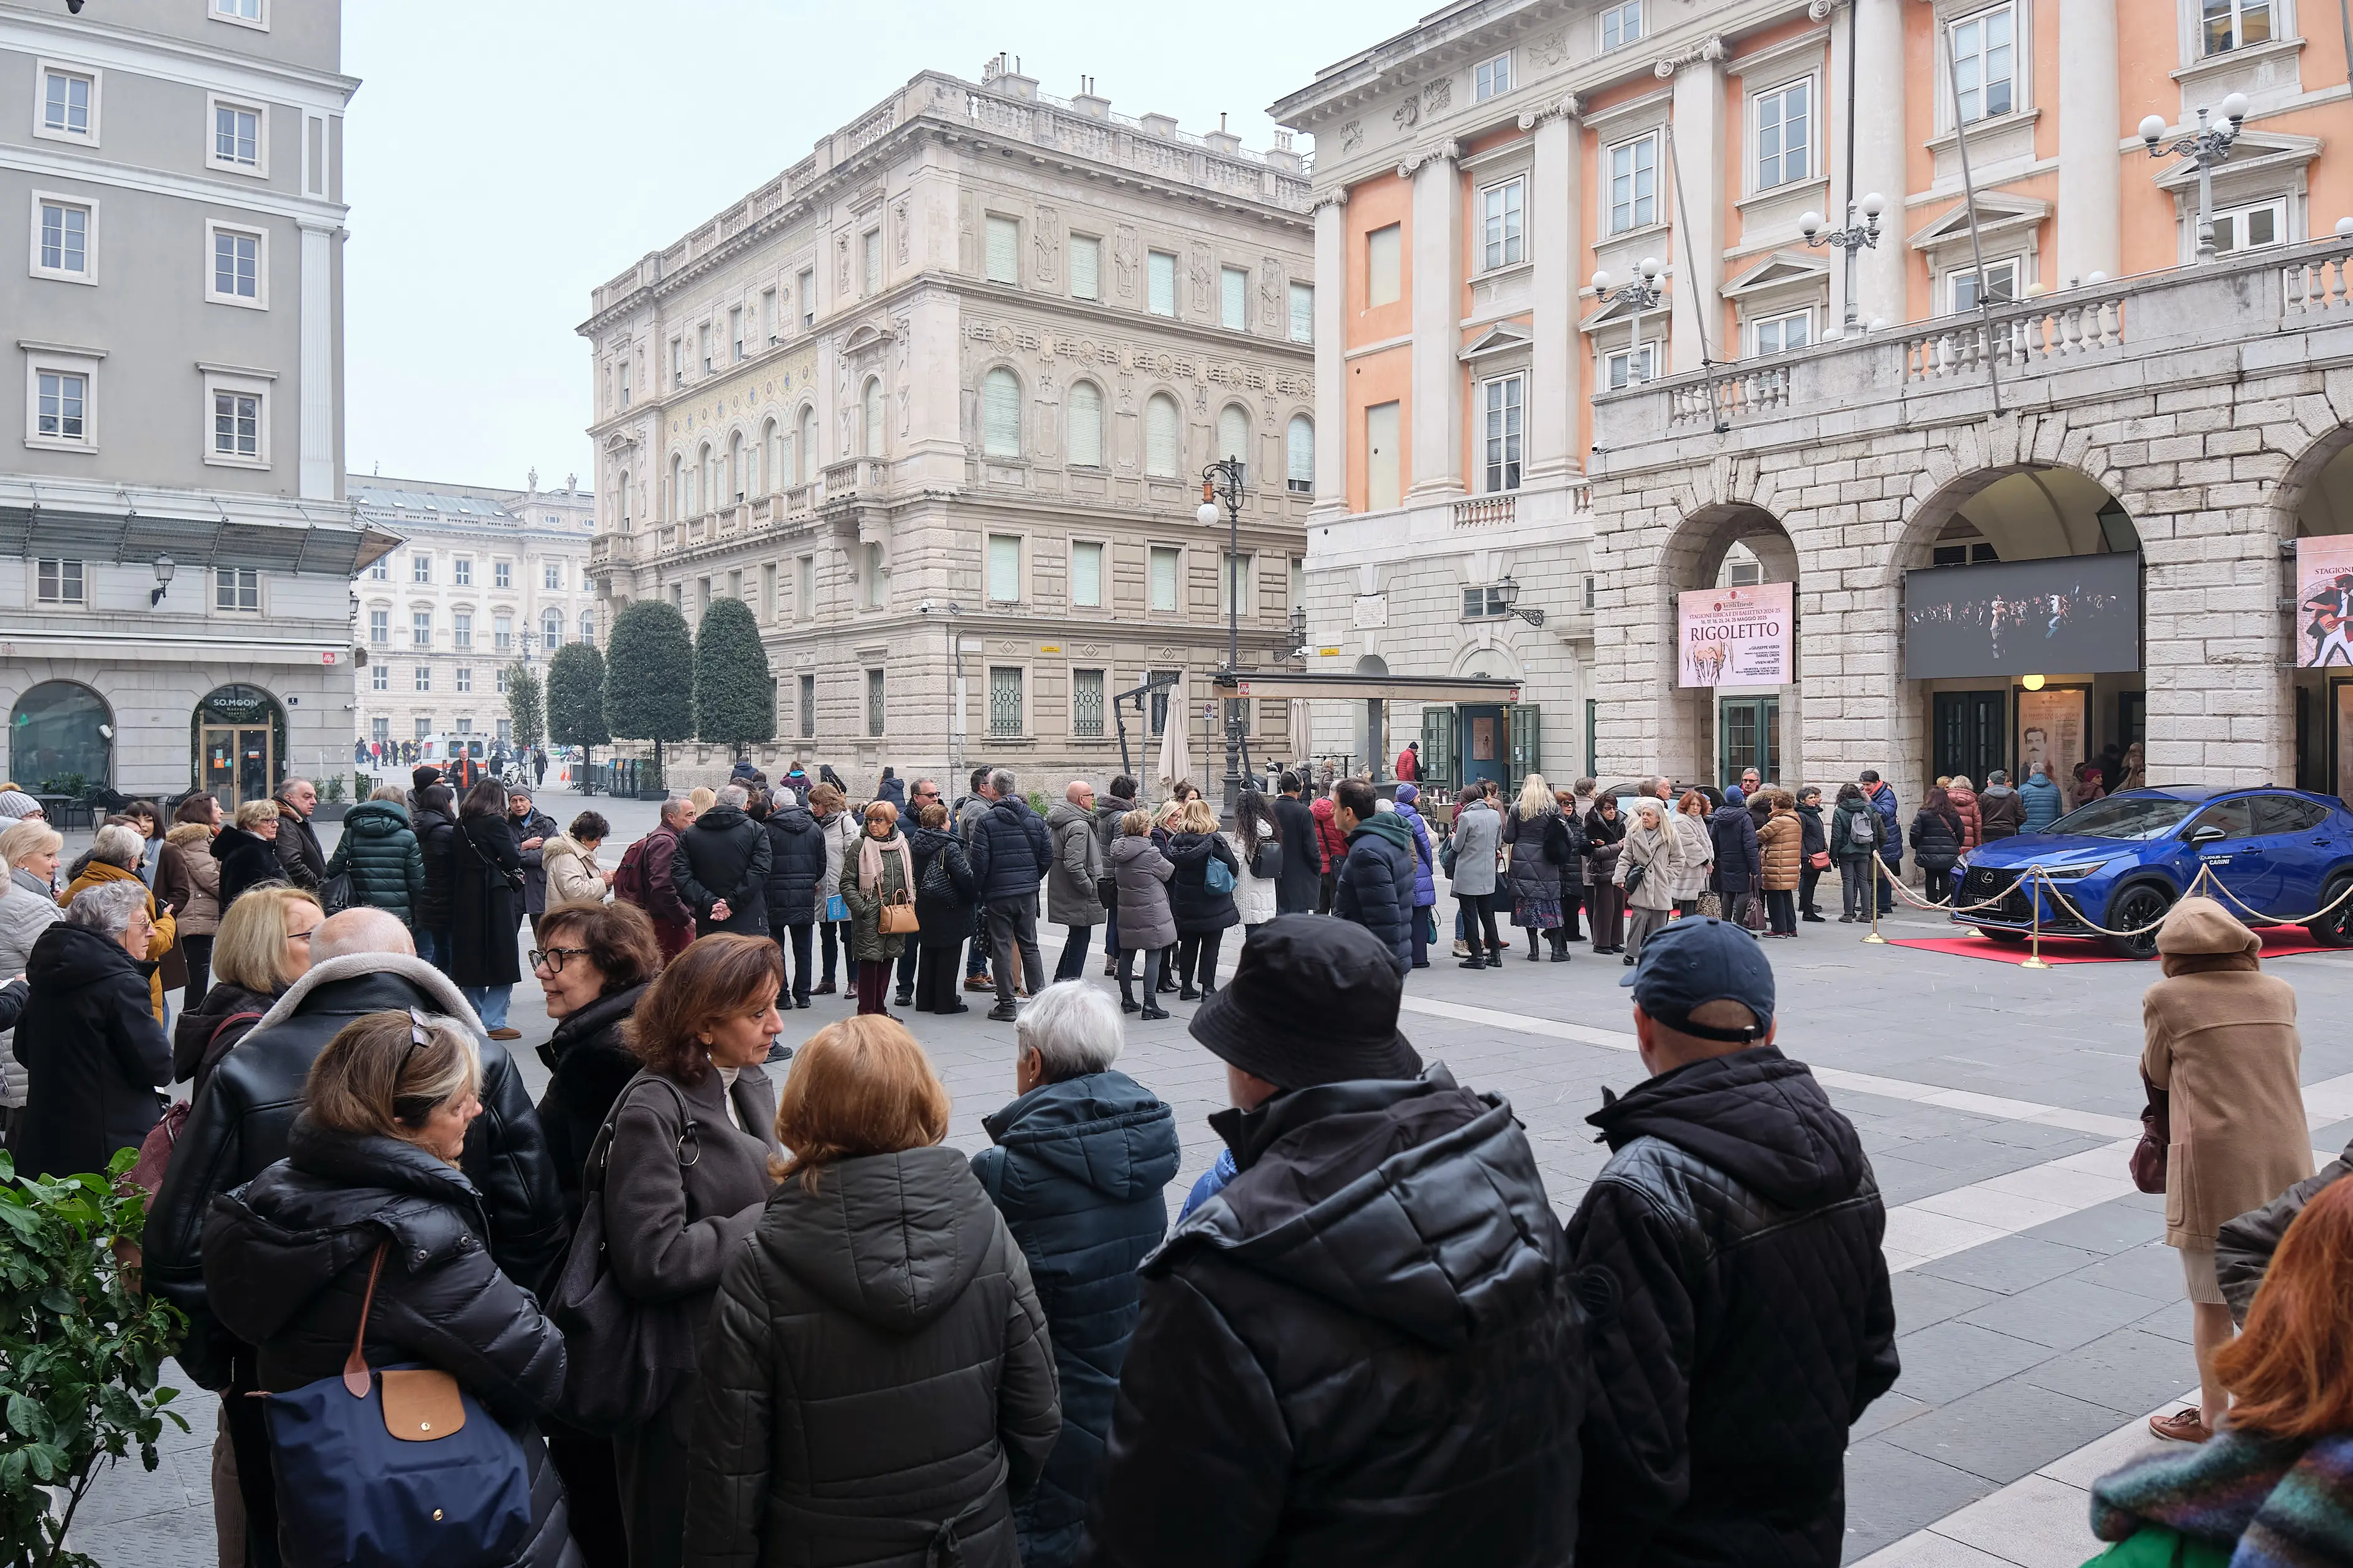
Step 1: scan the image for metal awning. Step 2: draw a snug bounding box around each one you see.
[1211,671,1523,703]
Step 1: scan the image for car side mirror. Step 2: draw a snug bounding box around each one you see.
[2188,825,2226,845]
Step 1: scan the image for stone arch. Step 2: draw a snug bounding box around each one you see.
[1646,498,1803,791]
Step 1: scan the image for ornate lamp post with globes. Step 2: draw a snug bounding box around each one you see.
[1198,458,1246,820]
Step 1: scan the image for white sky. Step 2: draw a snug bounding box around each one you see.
[342,0,1431,493]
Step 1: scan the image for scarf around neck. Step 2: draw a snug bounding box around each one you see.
[857,831,913,894]
[2092,1429,2353,1566]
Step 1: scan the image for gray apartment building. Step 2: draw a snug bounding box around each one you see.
[0,0,373,811]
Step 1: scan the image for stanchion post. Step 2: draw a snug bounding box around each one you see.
[2020,865,2051,969]
[1862,857,1888,944]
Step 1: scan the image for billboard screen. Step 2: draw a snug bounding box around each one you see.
[1678,581,1793,688]
[1902,553,2140,680]
[2294,535,2353,669]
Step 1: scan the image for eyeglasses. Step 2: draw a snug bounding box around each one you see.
[529,946,591,974]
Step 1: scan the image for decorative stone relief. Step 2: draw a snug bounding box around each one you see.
[1033,205,1059,284]
[1422,80,1452,118]
[1528,30,1570,68]
[1113,224,1139,298]
[1261,258,1284,332]
[1337,120,1364,155]
[1392,98,1419,132]
[835,232,851,292]
[892,197,910,266]
[1189,243,1213,316]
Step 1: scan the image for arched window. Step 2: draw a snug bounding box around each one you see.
[1217,405,1250,468]
[728,432,745,502]
[1286,415,1313,494]
[982,368,1021,458]
[542,610,562,649]
[1144,393,1181,477]
[10,679,111,791]
[761,420,779,493]
[1068,381,1103,467]
[579,610,594,644]
[797,406,818,483]
[862,377,884,458]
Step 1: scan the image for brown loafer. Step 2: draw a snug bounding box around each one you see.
[2149,1409,2212,1444]
[487,1026,522,1041]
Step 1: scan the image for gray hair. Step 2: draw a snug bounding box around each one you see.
[989,768,1017,799]
[65,878,148,937]
[369,784,407,803]
[280,776,312,796]
[1633,797,1665,822]
[660,797,692,825]
[310,906,415,962]
[716,784,749,810]
[90,823,144,869]
[1015,980,1124,1081]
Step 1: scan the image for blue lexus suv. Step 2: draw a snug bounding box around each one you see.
[1949,786,2353,959]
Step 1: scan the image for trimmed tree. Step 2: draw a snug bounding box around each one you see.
[604,599,695,774]
[504,661,543,749]
[545,642,610,771]
[693,597,776,758]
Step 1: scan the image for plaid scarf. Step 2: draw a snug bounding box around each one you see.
[2092,1430,2353,1566]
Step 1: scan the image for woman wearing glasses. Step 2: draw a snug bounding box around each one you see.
[172,883,321,1102]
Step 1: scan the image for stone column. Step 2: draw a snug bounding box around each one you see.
[1851,0,1907,326]
[297,218,338,501]
[1528,105,1583,484]
[2056,0,2122,284]
[1312,192,1348,517]
[1406,144,1464,500]
[1666,49,1724,374]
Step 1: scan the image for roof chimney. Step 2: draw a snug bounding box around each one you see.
[1073,75,1111,120]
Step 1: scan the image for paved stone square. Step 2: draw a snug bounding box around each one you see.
[65,783,2353,1566]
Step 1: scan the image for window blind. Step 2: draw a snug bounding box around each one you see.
[1289,282,1313,343]
[1070,237,1101,299]
[1150,548,1180,612]
[1221,266,1248,331]
[1072,541,1103,607]
[988,535,1021,601]
[982,369,1021,457]
[986,217,1019,283]
[1148,251,1176,316]
[1068,382,1103,467]
[1145,395,1180,476]
[1218,405,1249,465]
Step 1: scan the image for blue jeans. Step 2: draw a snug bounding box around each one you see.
[415,928,451,974]
[464,984,511,1031]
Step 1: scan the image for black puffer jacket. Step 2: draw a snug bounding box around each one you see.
[1568,1045,1898,1567]
[9,921,172,1181]
[1162,831,1239,935]
[910,826,979,947]
[2216,1131,2352,1323]
[413,804,459,931]
[969,795,1054,906]
[203,1115,577,1568]
[670,805,771,935]
[1908,806,1963,872]
[1706,805,1759,894]
[324,800,427,927]
[212,825,283,911]
[685,1145,1063,1568]
[761,804,826,926]
[146,956,568,1390]
[1082,1067,1584,1568]
[172,979,274,1096]
[533,983,647,1231]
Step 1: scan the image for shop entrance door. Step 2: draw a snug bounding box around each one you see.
[1933,691,2007,786]
[1718,697,1779,789]
[202,725,273,812]
[1459,705,1506,794]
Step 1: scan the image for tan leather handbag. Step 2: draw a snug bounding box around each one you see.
[879,889,919,936]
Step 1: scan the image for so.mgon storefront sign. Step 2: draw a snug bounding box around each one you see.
[1678,582,1793,688]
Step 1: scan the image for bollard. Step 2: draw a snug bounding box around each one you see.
[2019,865,2051,969]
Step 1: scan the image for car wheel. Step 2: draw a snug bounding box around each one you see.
[1975,927,2027,945]
[2305,872,2353,948]
[2103,882,2173,960]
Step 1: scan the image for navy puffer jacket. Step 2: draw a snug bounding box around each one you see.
[761,803,827,925]
[972,1071,1179,1568]
[970,796,1054,906]
[1707,805,1762,895]
[1332,812,1416,970]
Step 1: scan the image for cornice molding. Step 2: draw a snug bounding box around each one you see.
[1516,95,1585,129]
[1653,35,1727,79]
[1397,139,1461,179]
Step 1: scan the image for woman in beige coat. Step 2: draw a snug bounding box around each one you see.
[2141,896,2314,1444]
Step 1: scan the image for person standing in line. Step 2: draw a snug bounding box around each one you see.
[1793,786,1830,923]
[1164,798,1242,999]
[683,1016,1063,1568]
[1109,811,1176,1020]
[1571,918,1896,1565]
[2019,762,2064,833]
[1095,775,1140,975]
[1618,798,1680,966]
[909,802,979,1016]
[807,782,860,995]
[972,985,1176,1568]
[1859,769,1902,915]
[969,769,1053,1023]
[540,812,613,908]
[837,799,916,1019]
[171,885,321,1104]
[0,818,62,1142]
[1270,772,1322,918]
[10,881,167,1179]
[1909,786,1965,905]
[1310,792,1346,915]
[958,766,999,995]
[627,797,698,964]
[1666,790,1716,919]
[410,782,460,971]
[212,799,284,913]
[672,784,772,941]
[604,934,782,1568]
[61,823,176,1024]
[1945,775,1983,852]
[1227,789,1282,939]
[1707,787,1760,934]
[1449,784,1504,969]
[270,778,327,891]
[1389,784,1440,969]
[760,786,825,1010]
[2139,896,2316,1445]
[1584,795,1628,954]
[530,898,660,1231]
[508,787,561,942]
[1757,790,1802,937]
[324,785,427,931]
[451,777,526,1040]
[159,797,223,1007]
[1977,769,2025,840]
[887,780,946,1007]
[1501,774,1571,962]
[1329,779,1414,973]
[1047,780,1106,984]
[875,765,907,814]
[1829,784,1881,924]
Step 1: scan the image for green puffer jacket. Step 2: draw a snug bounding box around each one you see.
[325,800,427,928]
[838,832,916,964]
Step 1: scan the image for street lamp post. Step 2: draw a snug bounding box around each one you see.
[1800,194,1884,336]
[1490,573,1546,628]
[1590,258,1665,385]
[1198,459,1246,821]
[2139,94,2250,263]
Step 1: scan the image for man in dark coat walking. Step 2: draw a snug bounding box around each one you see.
[1570,918,1897,1566]
[670,783,771,937]
[270,777,327,890]
[1270,771,1323,916]
[967,768,1052,1023]
[1081,918,1585,1567]
[1328,779,1414,971]
[1861,769,1901,916]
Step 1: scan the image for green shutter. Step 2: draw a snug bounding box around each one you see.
[1508,703,1541,784]
[1421,705,1457,789]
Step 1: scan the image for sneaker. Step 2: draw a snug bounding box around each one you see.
[2149,1409,2212,1444]
[1838,914,1855,923]
[1451,940,1470,958]
[487,1026,521,1041]
[1622,953,1637,966]
[965,975,994,992]
[987,1002,1019,1023]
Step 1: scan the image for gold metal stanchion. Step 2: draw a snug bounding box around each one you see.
[2020,865,2051,969]
[1862,857,1888,943]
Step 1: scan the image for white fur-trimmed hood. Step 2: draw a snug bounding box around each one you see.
[251,951,487,1037]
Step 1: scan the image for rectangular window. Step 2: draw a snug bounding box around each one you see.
[797,268,815,327]
[1148,669,1178,735]
[1605,343,1658,390]
[985,215,1018,284]
[987,535,1022,603]
[494,560,512,589]
[1148,250,1177,316]
[1755,308,1811,355]
[214,101,261,168]
[1481,375,1523,494]
[1949,258,2019,312]
[1073,669,1105,737]
[1366,400,1401,510]
[1462,586,1510,619]
[371,670,387,696]
[411,553,431,583]
[2213,198,2287,254]
[212,227,260,301]
[493,613,512,650]
[1609,134,1658,233]
[36,558,83,605]
[801,673,817,738]
[415,718,433,740]
[989,668,1023,737]
[1475,52,1511,101]
[217,566,259,612]
[863,229,883,294]
[699,324,712,372]
[670,339,683,385]
[866,669,886,736]
[411,609,431,646]
[1755,79,1810,190]
[35,370,87,441]
[2205,0,2273,55]
[544,561,562,590]
[1480,179,1524,270]
[1290,558,1305,608]
[1219,553,1254,619]
[759,287,776,344]
[1602,0,1643,50]
[1070,234,1101,299]
[212,391,260,458]
[214,0,263,19]
[863,543,885,609]
[1149,547,1180,613]
[496,666,509,695]
[368,609,388,644]
[761,563,777,619]
[413,665,431,693]
[37,201,89,276]
[453,611,472,650]
[41,69,93,138]
[1950,4,2016,124]
[797,555,815,619]
[369,556,387,581]
[1072,540,1104,608]
[1221,265,1249,331]
[1289,281,1313,343]
[453,557,471,586]
[1366,223,1402,306]
[619,359,631,405]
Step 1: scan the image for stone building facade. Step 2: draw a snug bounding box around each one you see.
[0,0,366,809]
[350,472,594,753]
[578,61,1315,790]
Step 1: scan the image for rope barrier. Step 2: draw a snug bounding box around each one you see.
[1863,848,2353,944]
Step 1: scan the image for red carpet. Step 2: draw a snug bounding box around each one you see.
[1887,927,2342,965]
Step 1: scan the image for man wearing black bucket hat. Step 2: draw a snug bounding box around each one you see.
[1569,916,1897,1567]
[1080,916,1584,1567]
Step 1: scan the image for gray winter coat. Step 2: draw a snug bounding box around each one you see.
[1450,802,1503,898]
[1107,834,1176,952]
[1500,804,1564,901]
[0,868,62,1107]
[1046,801,1104,927]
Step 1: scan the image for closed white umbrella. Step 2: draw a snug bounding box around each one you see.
[1289,699,1312,772]
[1155,676,1192,797]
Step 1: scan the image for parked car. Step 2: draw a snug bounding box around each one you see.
[1949,786,2353,958]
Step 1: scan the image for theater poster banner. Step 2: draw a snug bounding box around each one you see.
[2294,536,2353,669]
[1678,582,1793,688]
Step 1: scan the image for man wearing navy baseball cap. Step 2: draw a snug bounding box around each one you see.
[1570,917,1898,1567]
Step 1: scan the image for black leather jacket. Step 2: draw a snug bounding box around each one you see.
[2217,1133,2352,1323]
[1567,1045,1899,1567]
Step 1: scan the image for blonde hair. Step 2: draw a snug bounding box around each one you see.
[209,884,322,995]
[0,819,60,869]
[304,1010,481,1158]
[688,786,716,812]
[369,784,407,803]
[1153,799,1184,828]
[807,782,845,815]
[234,798,281,830]
[771,1015,951,1193]
[1178,798,1218,833]
[1518,773,1552,820]
[1120,809,1152,837]
[863,799,899,830]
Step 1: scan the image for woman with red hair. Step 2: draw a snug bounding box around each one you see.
[2084,1176,2353,1564]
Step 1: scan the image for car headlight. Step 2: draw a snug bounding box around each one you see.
[2036,861,2107,881]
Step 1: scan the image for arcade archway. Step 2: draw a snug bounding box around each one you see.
[1656,502,1800,791]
